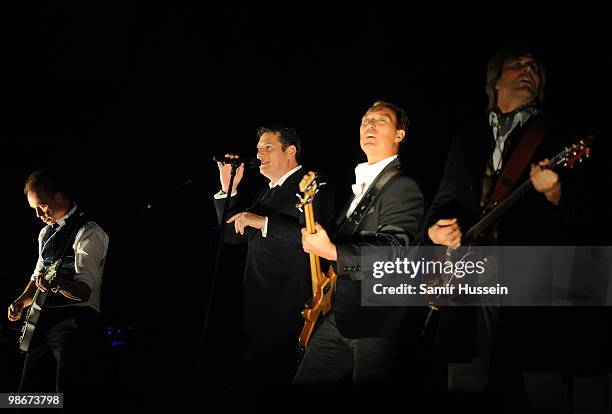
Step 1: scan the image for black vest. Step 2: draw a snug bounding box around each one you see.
[41,208,89,307]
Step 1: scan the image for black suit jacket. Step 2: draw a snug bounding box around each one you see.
[330,158,424,339]
[214,166,335,334]
[422,116,578,245]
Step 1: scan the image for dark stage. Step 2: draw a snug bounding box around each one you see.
[1,4,611,412]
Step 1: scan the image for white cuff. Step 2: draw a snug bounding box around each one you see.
[261,217,269,237]
[214,190,238,199]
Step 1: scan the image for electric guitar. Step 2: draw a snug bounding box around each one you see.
[423,136,594,315]
[19,259,62,352]
[463,135,593,244]
[295,172,337,350]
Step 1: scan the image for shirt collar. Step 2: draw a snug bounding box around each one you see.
[489,103,539,129]
[352,155,398,196]
[52,203,77,229]
[269,165,303,188]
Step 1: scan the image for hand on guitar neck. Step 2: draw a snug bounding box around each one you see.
[429,155,567,247]
[530,158,561,205]
[301,223,337,261]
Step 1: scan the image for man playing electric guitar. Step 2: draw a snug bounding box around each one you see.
[7,169,109,410]
[421,47,590,412]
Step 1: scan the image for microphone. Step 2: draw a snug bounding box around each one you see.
[213,155,261,169]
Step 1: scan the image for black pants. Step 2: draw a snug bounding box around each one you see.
[292,313,399,384]
[234,325,302,412]
[18,307,104,412]
[289,313,401,411]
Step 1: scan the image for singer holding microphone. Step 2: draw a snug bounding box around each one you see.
[213,125,335,409]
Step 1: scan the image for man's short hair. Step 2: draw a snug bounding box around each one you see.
[24,169,70,199]
[256,124,301,163]
[485,46,546,112]
[368,100,410,133]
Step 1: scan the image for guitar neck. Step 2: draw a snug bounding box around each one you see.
[465,155,571,242]
[30,288,41,309]
[466,178,534,241]
[303,203,322,297]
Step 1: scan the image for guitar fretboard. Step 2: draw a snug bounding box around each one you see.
[464,137,591,242]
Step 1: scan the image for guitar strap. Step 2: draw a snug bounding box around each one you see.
[489,115,548,204]
[337,165,402,236]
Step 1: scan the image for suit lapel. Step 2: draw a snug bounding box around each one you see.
[251,166,303,210]
[335,158,401,234]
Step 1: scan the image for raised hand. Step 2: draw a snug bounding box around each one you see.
[217,154,244,193]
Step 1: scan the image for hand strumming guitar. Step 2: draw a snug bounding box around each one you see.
[428,218,462,247]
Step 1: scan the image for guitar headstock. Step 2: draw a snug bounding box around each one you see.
[552,135,594,169]
[296,171,324,212]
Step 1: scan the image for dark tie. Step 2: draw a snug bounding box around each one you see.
[259,186,278,208]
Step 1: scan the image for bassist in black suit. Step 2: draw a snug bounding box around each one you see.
[292,101,424,389]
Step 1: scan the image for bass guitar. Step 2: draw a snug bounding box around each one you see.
[295,172,337,350]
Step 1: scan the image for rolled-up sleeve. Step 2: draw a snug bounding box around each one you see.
[72,222,109,291]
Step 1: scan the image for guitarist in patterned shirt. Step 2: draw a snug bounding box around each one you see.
[421,46,590,412]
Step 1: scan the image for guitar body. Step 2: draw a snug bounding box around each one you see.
[19,292,47,352]
[298,265,336,350]
[19,259,61,352]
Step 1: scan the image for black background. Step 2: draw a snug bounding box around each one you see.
[1,3,610,410]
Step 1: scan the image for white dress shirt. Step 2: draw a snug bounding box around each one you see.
[346,155,398,218]
[31,204,109,313]
[261,165,303,236]
[214,165,303,237]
